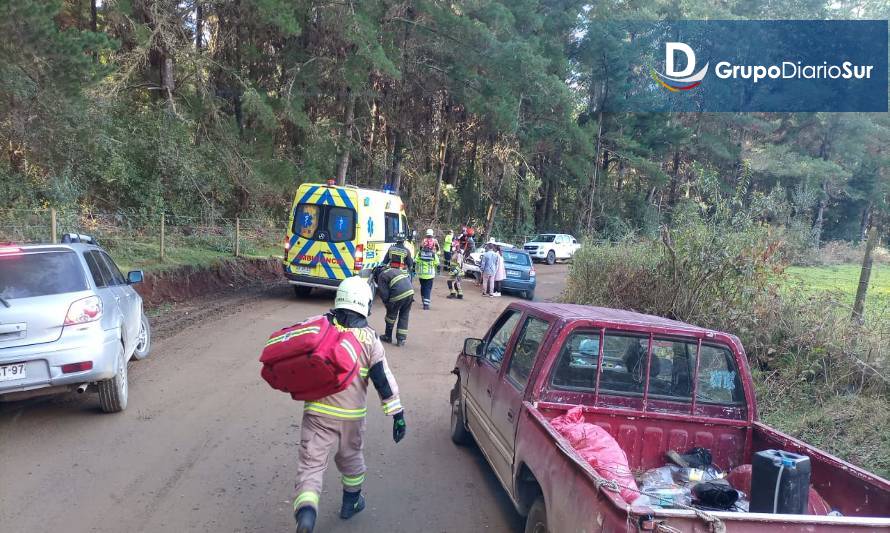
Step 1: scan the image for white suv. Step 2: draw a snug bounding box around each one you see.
[523,233,580,265]
[0,238,151,412]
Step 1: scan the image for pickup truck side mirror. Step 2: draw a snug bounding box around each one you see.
[463,337,483,358]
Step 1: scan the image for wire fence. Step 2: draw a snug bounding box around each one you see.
[0,208,284,268]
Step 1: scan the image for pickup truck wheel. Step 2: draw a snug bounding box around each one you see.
[98,344,129,413]
[294,285,312,298]
[132,313,151,360]
[525,496,548,533]
[545,250,555,265]
[450,392,472,445]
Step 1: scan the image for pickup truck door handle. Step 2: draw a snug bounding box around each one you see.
[507,410,514,421]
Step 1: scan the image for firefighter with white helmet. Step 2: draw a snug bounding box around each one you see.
[293,276,406,533]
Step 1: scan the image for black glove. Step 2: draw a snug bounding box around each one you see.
[392,412,406,443]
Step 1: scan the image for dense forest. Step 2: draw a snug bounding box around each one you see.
[2,1,889,243]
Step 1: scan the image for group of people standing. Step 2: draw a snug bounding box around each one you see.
[478,241,508,298]
[372,225,480,346]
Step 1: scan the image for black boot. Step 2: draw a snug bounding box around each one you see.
[340,490,366,520]
[396,338,406,347]
[379,334,392,343]
[294,507,317,533]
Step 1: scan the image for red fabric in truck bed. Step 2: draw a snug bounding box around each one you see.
[551,406,639,503]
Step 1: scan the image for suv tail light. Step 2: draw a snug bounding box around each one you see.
[530,267,536,277]
[353,244,364,271]
[64,296,103,326]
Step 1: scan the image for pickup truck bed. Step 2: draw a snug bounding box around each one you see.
[453,302,890,532]
[518,402,890,532]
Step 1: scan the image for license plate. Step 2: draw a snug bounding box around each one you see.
[507,270,521,278]
[295,265,312,275]
[0,363,26,382]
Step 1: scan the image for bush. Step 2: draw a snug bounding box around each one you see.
[562,205,890,477]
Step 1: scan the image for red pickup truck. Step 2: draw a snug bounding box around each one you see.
[450,302,890,532]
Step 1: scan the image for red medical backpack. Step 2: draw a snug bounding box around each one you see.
[260,315,362,400]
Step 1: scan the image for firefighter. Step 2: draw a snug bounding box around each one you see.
[377,255,415,346]
[381,232,414,273]
[446,247,464,299]
[414,242,439,310]
[293,276,406,533]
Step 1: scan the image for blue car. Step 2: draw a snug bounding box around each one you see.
[498,248,536,300]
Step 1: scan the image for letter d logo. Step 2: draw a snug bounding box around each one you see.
[666,42,696,77]
[652,42,709,92]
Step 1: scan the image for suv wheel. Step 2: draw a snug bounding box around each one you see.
[546,250,556,265]
[98,344,129,413]
[132,313,151,360]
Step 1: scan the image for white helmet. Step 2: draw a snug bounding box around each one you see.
[425,228,434,237]
[334,276,373,317]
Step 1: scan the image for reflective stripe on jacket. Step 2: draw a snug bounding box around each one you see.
[304,325,401,420]
[377,267,414,303]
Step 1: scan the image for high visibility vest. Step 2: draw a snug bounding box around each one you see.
[415,248,438,280]
[444,233,453,251]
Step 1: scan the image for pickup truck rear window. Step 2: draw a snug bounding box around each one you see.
[550,331,744,406]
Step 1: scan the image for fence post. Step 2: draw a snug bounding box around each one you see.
[159,214,166,262]
[50,208,57,243]
[235,218,241,257]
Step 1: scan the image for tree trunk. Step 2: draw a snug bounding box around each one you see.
[90,0,97,32]
[851,226,879,324]
[585,109,604,232]
[431,130,450,223]
[811,182,827,248]
[389,130,404,192]
[513,163,525,232]
[484,161,511,239]
[335,87,356,185]
[668,150,681,208]
[196,3,204,50]
[859,202,873,242]
[543,175,554,229]
[161,55,175,108]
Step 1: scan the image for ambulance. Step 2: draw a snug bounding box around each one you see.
[283,180,413,296]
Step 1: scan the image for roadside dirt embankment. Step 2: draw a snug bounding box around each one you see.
[135,257,285,309]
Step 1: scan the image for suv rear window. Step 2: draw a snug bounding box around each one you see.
[0,250,88,299]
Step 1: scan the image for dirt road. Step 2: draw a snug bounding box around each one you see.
[0,264,568,533]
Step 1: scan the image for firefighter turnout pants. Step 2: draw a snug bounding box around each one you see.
[447,278,462,297]
[419,278,434,308]
[384,297,412,341]
[293,413,366,513]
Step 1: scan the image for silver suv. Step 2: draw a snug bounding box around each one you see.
[0,239,151,412]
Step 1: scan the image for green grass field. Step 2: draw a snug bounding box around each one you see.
[786,263,890,311]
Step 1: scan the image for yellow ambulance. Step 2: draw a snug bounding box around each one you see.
[283,180,413,296]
